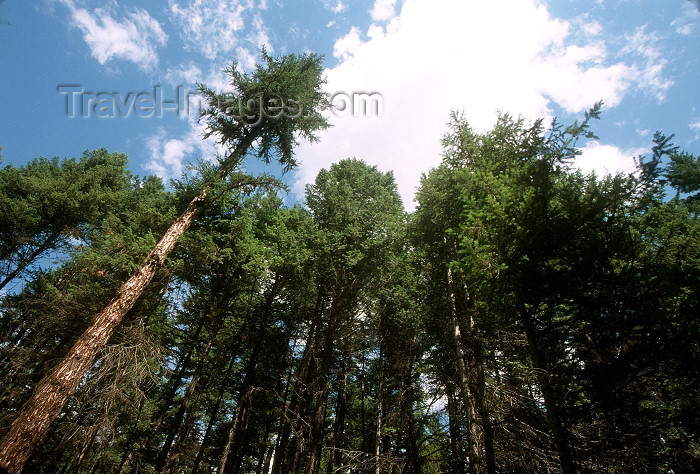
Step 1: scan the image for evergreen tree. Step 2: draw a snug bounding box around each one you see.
[0,50,329,474]
[0,150,132,292]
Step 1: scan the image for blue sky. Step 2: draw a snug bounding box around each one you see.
[0,0,698,207]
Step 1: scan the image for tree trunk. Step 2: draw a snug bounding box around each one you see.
[0,131,259,474]
[141,319,203,466]
[360,352,368,454]
[221,346,261,474]
[375,376,383,474]
[116,397,147,474]
[326,355,349,474]
[255,394,278,474]
[259,435,275,474]
[304,319,336,474]
[522,317,576,474]
[446,265,482,474]
[471,351,496,474]
[271,293,323,474]
[191,355,236,474]
[154,318,221,472]
[219,390,253,474]
[0,195,203,473]
[446,385,466,474]
[457,271,496,474]
[147,317,206,452]
[401,351,420,474]
[68,422,100,474]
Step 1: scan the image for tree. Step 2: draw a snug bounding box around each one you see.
[301,159,404,474]
[0,150,131,292]
[269,158,405,473]
[413,107,700,472]
[0,50,329,474]
[0,171,174,473]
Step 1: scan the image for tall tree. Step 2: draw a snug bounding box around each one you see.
[0,150,131,292]
[414,106,700,472]
[0,171,175,473]
[0,50,329,474]
[302,158,404,473]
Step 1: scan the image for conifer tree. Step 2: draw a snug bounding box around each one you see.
[0,50,329,474]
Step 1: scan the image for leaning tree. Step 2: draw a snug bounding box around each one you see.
[0,50,330,474]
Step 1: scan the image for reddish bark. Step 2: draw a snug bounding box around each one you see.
[0,194,206,473]
[0,131,258,474]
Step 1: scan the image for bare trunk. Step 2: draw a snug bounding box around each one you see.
[360,353,368,454]
[326,355,349,474]
[271,293,323,474]
[221,351,259,474]
[446,265,482,474]
[154,318,220,472]
[522,317,576,474]
[260,438,274,474]
[304,320,336,474]
[375,378,382,474]
[401,351,420,474]
[116,399,147,474]
[255,397,278,474]
[459,276,496,474]
[0,130,259,473]
[68,422,99,474]
[191,355,236,474]
[218,411,238,474]
[374,339,386,474]
[472,352,496,474]
[150,318,206,437]
[446,385,466,474]
[0,194,205,473]
[142,319,206,460]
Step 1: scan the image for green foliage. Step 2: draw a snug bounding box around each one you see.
[413,107,700,472]
[306,158,404,284]
[666,150,700,212]
[199,49,331,173]
[0,149,134,291]
[1,79,698,473]
[0,160,174,459]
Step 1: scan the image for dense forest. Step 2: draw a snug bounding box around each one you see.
[1,53,699,473]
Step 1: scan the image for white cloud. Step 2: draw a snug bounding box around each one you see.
[169,0,245,60]
[293,0,657,207]
[574,141,645,177]
[59,0,167,71]
[145,116,223,181]
[332,26,362,62]
[249,13,272,53]
[169,0,269,62]
[690,120,700,141]
[370,0,398,22]
[165,62,203,86]
[146,129,190,179]
[323,1,347,14]
[581,20,603,37]
[536,43,633,111]
[672,4,697,36]
[620,27,673,101]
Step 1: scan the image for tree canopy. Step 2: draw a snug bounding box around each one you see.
[0,74,698,473]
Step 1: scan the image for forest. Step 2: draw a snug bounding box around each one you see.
[1,52,699,473]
